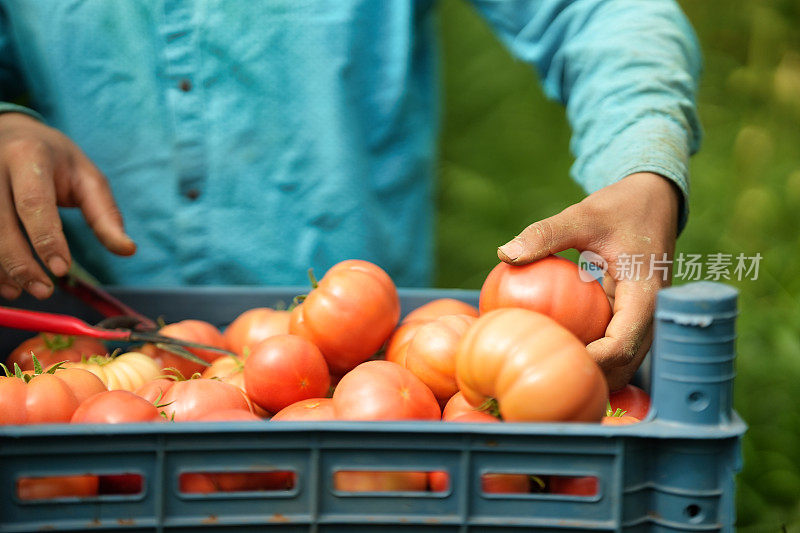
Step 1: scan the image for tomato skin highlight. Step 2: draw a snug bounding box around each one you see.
[243,335,331,414]
[161,378,251,421]
[608,384,651,418]
[333,360,440,421]
[456,308,608,422]
[479,256,612,345]
[224,308,290,357]
[71,390,163,424]
[292,260,400,374]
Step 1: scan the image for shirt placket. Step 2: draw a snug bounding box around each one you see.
[160,0,210,281]
[161,0,205,198]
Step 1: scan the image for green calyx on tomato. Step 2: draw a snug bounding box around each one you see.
[41,334,75,352]
[292,268,320,306]
[0,353,66,383]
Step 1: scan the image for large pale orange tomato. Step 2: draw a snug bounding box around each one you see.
[479,256,612,344]
[6,334,106,371]
[333,361,440,421]
[404,314,476,404]
[401,298,478,324]
[456,308,607,422]
[384,321,425,367]
[223,308,290,357]
[139,320,226,377]
[289,260,400,374]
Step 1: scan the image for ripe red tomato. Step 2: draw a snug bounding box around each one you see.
[0,368,106,425]
[333,361,440,421]
[71,390,163,424]
[243,335,331,414]
[223,308,290,357]
[479,256,612,344]
[6,334,106,371]
[271,398,336,421]
[404,314,476,404]
[456,308,608,422]
[608,384,651,419]
[290,260,400,374]
[139,320,226,377]
[401,298,478,324]
[160,378,251,421]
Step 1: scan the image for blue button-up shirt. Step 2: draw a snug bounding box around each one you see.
[0,0,700,287]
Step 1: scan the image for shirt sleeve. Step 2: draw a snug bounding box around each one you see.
[468,0,702,231]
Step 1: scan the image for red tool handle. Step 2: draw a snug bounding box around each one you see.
[0,306,130,341]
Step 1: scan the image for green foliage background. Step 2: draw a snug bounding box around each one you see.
[435,0,800,529]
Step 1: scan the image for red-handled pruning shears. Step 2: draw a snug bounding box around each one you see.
[0,264,234,365]
[0,306,233,365]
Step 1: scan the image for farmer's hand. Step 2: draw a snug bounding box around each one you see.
[498,172,680,391]
[0,112,135,300]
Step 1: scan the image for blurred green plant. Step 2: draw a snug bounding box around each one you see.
[436,0,800,529]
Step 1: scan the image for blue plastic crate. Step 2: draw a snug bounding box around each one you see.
[0,282,745,532]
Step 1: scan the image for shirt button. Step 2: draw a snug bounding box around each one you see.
[179,79,192,92]
[185,188,200,200]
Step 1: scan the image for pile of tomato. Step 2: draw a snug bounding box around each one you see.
[1,257,651,498]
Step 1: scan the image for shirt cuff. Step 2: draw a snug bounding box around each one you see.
[0,102,45,123]
[573,115,692,234]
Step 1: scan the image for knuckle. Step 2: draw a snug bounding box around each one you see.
[16,195,49,216]
[528,219,556,253]
[30,232,59,251]
[3,261,33,284]
[4,137,49,159]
